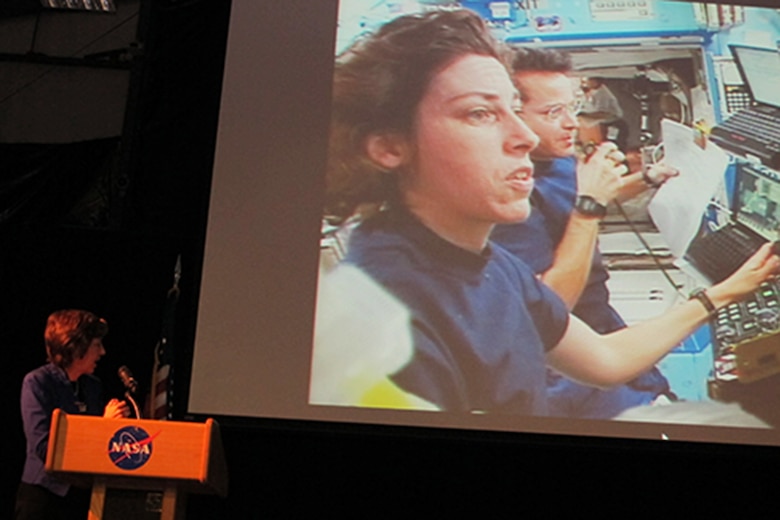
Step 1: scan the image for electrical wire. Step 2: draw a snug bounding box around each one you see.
[611,197,689,301]
[0,8,140,107]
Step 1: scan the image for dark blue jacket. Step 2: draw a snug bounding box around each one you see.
[20,363,103,496]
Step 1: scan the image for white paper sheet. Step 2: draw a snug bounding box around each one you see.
[648,119,730,258]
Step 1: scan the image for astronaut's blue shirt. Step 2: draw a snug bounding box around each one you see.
[346,208,570,415]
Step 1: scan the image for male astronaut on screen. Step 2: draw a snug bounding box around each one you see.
[491,48,679,419]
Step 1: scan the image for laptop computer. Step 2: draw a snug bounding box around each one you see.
[730,44,780,116]
[683,160,780,284]
[709,44,780,168]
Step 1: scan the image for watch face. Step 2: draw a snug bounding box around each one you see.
[576,195,607,218]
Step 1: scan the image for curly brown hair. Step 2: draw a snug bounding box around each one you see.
[324,9,511,219]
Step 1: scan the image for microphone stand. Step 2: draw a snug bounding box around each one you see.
[125,390,141,419]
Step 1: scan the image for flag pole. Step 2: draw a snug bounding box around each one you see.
[150,254,181,420]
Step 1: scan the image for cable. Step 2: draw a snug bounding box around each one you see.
[612,197,688,301]
[0,9,140,107]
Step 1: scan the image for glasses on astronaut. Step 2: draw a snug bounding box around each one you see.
[525,98,585,122]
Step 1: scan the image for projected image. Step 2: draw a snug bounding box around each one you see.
[308,1,780,432]
[190,0,780,448]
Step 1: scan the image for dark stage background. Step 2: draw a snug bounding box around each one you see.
[4,0,780,517]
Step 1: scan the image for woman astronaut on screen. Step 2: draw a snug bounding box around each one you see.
[323,9,780,415]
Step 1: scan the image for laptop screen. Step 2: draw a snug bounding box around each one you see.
[735,161,780,242]
[730,44,780,109]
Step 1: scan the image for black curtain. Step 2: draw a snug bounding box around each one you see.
[0,138,119,230]
[2,2,231,517]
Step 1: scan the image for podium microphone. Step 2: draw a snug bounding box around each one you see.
[118,365,139,393]
[118,365,141,418]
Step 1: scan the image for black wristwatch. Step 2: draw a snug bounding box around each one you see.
[574,195,607,218]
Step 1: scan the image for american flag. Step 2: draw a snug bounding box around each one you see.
[150,255,180,420]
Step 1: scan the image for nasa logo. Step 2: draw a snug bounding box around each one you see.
[107,426,159,470]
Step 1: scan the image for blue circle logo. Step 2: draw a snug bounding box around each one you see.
[107,426,157,470]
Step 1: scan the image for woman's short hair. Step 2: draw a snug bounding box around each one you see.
[325,9,510,219]
[45,309,108,368]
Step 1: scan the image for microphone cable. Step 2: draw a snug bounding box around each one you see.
[610,195,688,302]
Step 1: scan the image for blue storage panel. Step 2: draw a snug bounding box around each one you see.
[658,324,713,401]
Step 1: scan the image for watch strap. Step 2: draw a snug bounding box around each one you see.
[689,288,717,317]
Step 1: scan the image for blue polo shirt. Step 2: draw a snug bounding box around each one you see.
[491,156,670,418]
[346,208,570,415]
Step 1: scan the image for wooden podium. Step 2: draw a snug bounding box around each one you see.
[45,409,228,520]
